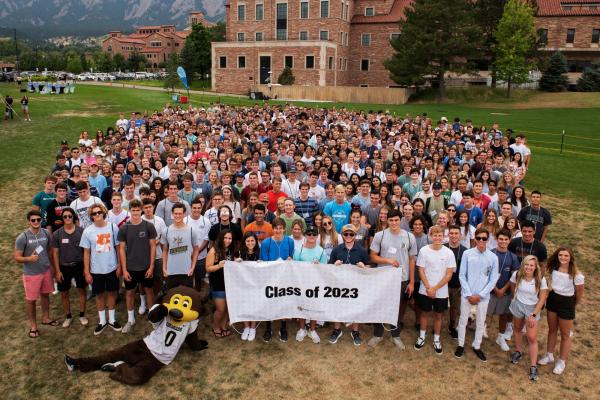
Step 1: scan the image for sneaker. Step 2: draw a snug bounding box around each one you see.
[553,359,566,375]
[473,347,487,362]
[414,336,425,351]
[433,340,443,355]
[279,328,288,342]
[392,337,406,350]
[296,328,307,342]
[329,329,343,344]
[510,351,523,364]
[101,361,125,372]
[538,353,554,366]
[367,336,383,347]
[529,366,539,382]
[138,305,147,315]
[247,328,256,342]
[122,321,135,334]
[64,354,77,372]
[94,323,107,336]
[62,318,73,328]
[504,324,513,340]
[309,330,321,344]
[79,316,89,326]
[496,334,510,352]
[241,327,250,341]
[109,321,122,332]
[263,329,272,343]
[448,327,458,339]
[454,346,465,359]
[351,331,362,346]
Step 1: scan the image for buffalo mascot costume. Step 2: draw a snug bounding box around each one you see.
[64,286,207,385]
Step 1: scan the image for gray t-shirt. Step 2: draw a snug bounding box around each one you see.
[155,198,191,226]
[354,225,370,249]
[15,229,52,275]
[50,226,84,265]
[361,204,381,228]
[370,228,417,281]
[80,222,120,274]
[117,220,157,271]
[160,225,200,276]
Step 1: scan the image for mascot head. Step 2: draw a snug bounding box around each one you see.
[162,286,202,326]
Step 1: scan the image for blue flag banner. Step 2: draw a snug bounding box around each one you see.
[177,66,188,90]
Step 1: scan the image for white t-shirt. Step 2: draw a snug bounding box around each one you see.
[550,270,584,297]
[460,225,475,249]
[417,245,456,298]
[142,215,167,259]
[184,215,211,259]
[282,179,300,200]
[107,209,130,228]
[79,222,120,274]
[308,185,326,202]
[70,196,102,229]
[144,309,199,365]
[510,271,548,305]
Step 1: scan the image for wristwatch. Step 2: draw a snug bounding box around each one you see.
[531,313,537,318]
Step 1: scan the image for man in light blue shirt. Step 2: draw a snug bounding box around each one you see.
[324,185,352,233]
[454,227,499,362]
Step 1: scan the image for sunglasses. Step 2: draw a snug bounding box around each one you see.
[91,211,104,217]
[447,209,456,212]
[475,236,488,242]
[29,218,42,223]
[343,232,355,237]
[323,222,332,226]
[62,215,74,219]
[305,232,317,237]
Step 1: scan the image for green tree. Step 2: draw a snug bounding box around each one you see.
[384,0,483,99]
[95,51,114,72]
[576,63,600,91]
[127,52,148,71]
[66,53,83,73]
[474,0,508,87]
[113,53,127,71]
[277,66,295,85]
[493,0,537,97]
[164,53,181,92]
[180,23,225,84]
[539,51,569,92]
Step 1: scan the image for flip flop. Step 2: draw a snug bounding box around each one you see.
[221,329,231,337]
[212,329,223,338]
[42,319,59,327]
[28,329,39,338]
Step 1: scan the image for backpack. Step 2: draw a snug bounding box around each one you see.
[425,196,448,214]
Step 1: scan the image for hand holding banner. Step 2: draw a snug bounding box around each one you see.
[224,260,402,325]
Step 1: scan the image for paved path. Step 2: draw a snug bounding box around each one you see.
[78,81,246,98]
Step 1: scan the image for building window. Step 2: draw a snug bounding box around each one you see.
[361,33,371,47]
[321,0,329,18]
[256,3,264,20]
[107,45,112,52]
[276,3,288,40]
[328,56,333,69]
[300,31,309,40]
[175,42,179,47]
[219,56,227,68]
[150,41,162,47]
[592,29,600,44]
[238,56,246,68]
[300,1,309,19]
[390,33,401,42]
[566,28,575,44]
[538,29,548,45]
[320,31,329,40]
[238,4,246,21]
[237,32,245,42]
[365,7,374,16]
[360,84,369,87]
[361,59,369,71]
[285,55,294,68]
[256,32,263,41]
[306,55,315,69]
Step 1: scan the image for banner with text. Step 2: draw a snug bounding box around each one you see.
[224,260,402,325]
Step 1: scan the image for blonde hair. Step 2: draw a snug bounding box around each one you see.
[515,255,542,294]
[319,216,339,247]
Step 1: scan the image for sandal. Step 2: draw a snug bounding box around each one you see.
[212,329,223,338]
[221,329,231,337]
[28,329,39,338]
[42,319,59,327]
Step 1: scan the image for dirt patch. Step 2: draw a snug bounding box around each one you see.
[52,111,113,118]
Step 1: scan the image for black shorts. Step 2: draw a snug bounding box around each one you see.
[91,271,119,295]
[153,258,163,281]
[416,293,448,313]
[124,269,154,290]
[546,291,576,320]
[57,262,86,292]
[166,275,194,290]
[401,280,412,301]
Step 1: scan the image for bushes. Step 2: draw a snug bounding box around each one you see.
[539,52,569,92]
[576,63,600,92]
[277,67,295,85]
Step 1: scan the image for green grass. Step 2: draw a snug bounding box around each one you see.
[119,79,212,91]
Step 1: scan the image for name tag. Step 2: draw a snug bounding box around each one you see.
[35,245,44,254]
[61,238,69,244]
[388,247,397,255]
[430,209,437,217]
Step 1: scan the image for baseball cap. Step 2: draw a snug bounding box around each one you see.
[441,116,448,122]
[259,193,269,201]
[341,224,357,233]
[305,225,318,235]
[288,166,297,172]
[432,182,442,190]
[235,172,245,179]
[60,139,68,145]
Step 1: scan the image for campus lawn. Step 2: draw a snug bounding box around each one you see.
[0,82,599,399]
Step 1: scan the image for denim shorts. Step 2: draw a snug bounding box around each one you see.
[211,290,226,299]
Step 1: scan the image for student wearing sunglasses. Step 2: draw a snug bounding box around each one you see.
[14,210,56,338]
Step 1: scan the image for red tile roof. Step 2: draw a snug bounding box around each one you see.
[351,0,412,24]
[537,0,600,16]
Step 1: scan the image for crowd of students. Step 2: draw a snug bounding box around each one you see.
[15,105,585,381]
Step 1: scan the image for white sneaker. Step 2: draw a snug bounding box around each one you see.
[553,359,566,375]
[247,328,256,342]
[62,318,72,328]
[368,336,383,347]
[309,330,320,344]
[53,282,59,295]
[296,328,307,342]
[392,337,406,350]
[138,305,147,315]
[496,334,510,352]
[538,353,555,366]
[504,324,513,340]
[122,321,135,334]
[241,327,250,341]
[79,316,89,326]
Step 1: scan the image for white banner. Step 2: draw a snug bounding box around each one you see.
[224,260,402,325]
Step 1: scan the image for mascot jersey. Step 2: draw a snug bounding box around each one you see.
[144,307,199,365]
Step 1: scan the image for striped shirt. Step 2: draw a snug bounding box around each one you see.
[294,197,320,226]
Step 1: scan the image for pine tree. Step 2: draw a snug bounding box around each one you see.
[164,54,181,92]
[539,52,569,92]
[493,0,537,97]
[576,63,600,91]
[277,66,295,85]
[384,0,483,99]
[180,22,225,85]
